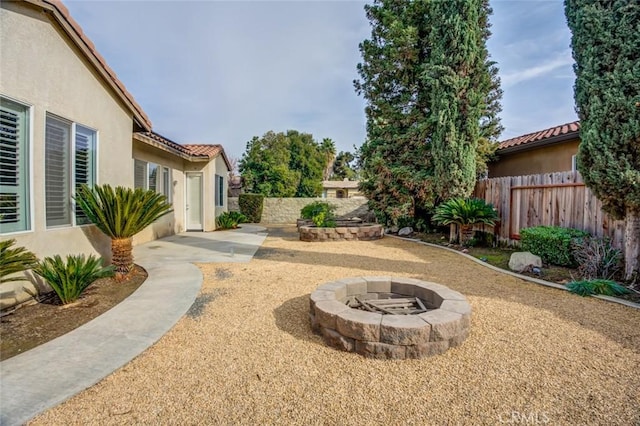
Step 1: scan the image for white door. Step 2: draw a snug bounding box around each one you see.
[186,173,203,231]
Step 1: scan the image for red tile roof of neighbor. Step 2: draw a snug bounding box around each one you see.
[498,121,580,151]
[33,0,152,130]
[135,132,232,170]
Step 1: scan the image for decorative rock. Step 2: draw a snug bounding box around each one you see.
[398,227,413,236]
[508,252,543,272]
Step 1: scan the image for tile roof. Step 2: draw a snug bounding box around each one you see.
[35,0,152,130]
[498,121,580,151]
[183,144,224,159]
[135,132,232,171]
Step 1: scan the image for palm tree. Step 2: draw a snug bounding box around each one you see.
[432,198,498,245]
[0,239,38,284]
[75,184,173,279]
[319,138,337,181]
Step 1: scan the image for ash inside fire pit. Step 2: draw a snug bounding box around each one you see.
[309,276,471,359]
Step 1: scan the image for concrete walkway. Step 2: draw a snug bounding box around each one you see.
[0,225,267,426]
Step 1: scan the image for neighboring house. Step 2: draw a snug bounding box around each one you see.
[488,121,581,178]
[0,0,230,265]
[322,180,364,199]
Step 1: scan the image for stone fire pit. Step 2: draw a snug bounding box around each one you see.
[309,276,471,359]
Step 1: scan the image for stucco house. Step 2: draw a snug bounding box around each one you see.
[322,180,364,199]
[0,0,230,268]
[488,121,581,178]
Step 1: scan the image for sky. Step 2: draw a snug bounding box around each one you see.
[64,0,578,162]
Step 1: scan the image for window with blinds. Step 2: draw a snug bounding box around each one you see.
[45,116,71,227]
[45,114,97,228]
[0,98,30,233]
[134,159,147,189]
[162,167,171,201]
[75,125,96,225]
[148,162,158,192]
[215,174,224,207]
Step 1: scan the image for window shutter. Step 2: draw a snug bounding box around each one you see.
[134,159,147,189]
[75,125,96,225]
[45,115,71,227]
[0,99,29,233]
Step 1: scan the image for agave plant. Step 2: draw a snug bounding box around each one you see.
[33,254,114,304]
[432,198,498,245]
[0,239,38,284]
[75,184,172,279]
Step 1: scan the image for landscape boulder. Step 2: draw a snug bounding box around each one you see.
[508,252,542,273]
[398,227,413,236]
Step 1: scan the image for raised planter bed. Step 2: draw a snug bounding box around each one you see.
[299,223,384,242]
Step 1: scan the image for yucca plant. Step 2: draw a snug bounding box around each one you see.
[432,198,498,245]
[0,239,38,284]
[33,254,114,304]
[75,184,172,279]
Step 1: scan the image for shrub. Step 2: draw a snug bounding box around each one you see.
[520,226,589,267]
[566,279,630,297]
[33,254,114,304]
[0,239,38,284]
[227,211,248,224]
[572,236,622,280]
[300,201,336,227]
[239,193,264,223]
[432,198,498,244]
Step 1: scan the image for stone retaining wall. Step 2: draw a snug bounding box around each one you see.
[229,197,370,224]
[299,224,384,242]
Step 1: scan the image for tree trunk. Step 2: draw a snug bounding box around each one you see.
[460,224,474,246]
[624,208,640,281]
[111,237,134,281]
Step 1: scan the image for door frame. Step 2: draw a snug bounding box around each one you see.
[185,172,204,231]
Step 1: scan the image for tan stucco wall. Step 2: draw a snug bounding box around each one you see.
[181,156,228,232]
[324,188,364,198]
[0,3,135,260]
[488,139,580,178]
[131,141,187,245]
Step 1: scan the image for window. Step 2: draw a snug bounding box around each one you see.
[0,97,30,233]
[215,174,224,207]
[45,114,96,227]
[162,167,171,201]
[571,154,577,172]
[134,159,171,200]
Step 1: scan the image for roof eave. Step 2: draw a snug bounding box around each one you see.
[498,131,580,155]
[133,133,209,162]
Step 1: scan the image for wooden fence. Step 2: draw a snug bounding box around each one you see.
[473,171,625,250]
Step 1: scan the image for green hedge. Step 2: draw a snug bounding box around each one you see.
[238,193,264,223]
[520,226,589,267]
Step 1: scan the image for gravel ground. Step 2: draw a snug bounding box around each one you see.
[31,226,640,425]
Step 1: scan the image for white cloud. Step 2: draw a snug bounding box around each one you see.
[501,50,574,88]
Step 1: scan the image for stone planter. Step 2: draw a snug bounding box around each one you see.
[299,223,384,242]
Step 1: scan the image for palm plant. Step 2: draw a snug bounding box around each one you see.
[33,254,114,304]
[75,184,172,278]
[432,198,498,245]
[0,239,38,284]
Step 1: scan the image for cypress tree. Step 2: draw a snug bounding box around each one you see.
[565,0,640,280]
[355,0,500,224]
